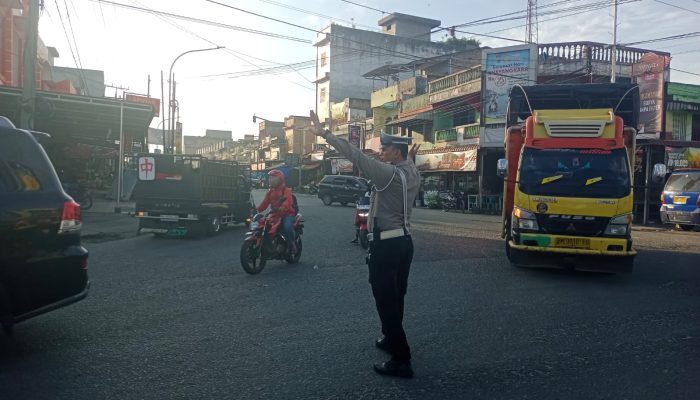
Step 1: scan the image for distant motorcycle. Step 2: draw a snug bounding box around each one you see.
[303,182,318,195]
[439,191,457,212]
[63,182,93,210]
[240,210,304,275]
[354,193,370,249]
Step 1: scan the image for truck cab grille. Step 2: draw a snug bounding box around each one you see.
[539,214,609,237]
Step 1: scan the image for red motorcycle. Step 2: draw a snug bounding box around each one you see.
[240,210,303,275]
[355,193,370,249]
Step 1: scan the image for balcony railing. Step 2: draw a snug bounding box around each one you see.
[401,93,430,115]
[459,123,480,138]
[434,128,458,142]
[429,65,481,93]
[538,42,669,65]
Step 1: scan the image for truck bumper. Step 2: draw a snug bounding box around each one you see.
[507,237,636,273]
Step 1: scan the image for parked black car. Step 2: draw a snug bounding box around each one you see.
[0,124,89,334]
[318,175,368,206]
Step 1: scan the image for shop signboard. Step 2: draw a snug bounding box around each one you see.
[349,125,361,147]
[415,149,478,172]
[632,52,670,134]
[125,94,160,117]
[666,147,700,169]
[138,156,156,181]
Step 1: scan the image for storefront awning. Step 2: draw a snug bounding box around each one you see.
[293,162,322,171]
[385,111,433,127]
[0,86,155,146]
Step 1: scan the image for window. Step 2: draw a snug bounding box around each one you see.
[0,130,57,193]
[320,52,327,67]
[320,88,326,103]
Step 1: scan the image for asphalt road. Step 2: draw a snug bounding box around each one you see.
[1,191,699,400]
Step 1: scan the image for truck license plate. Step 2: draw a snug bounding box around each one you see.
[554,238,590,249]
[160,214,179,221]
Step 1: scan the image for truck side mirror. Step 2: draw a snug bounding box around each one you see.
[496,159,508,179]
[652,163,667,183]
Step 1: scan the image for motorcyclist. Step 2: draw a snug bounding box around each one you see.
[351,181,372,244]
[256,169,297,254]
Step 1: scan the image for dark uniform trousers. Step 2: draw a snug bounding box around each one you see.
[367,235,414,362]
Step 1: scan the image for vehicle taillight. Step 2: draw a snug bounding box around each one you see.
[59,200,82,234]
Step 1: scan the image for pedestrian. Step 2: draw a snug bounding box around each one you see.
[309,110,420,378]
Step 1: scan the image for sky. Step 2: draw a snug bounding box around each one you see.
[39,0,700,139]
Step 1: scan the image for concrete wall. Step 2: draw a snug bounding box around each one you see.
[51,67,105,97]
[315,24,448,122]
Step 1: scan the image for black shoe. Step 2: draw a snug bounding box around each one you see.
[375,336,390,353]
[373,359,413,378]
[350,238,359,244]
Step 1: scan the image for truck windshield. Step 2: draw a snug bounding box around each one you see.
[518,147,630,198]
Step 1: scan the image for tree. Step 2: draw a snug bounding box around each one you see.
[442,37,481,51]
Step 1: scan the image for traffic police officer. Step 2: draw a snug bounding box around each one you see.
[309,110,420,378]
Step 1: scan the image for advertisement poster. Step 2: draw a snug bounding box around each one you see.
[331,158,353,174]
[482,45,538,124]
[632,52,670,134]
[349,125,361,148]
[415,149,477,172]
[666,147,700,169]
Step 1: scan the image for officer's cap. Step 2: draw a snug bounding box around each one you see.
[380,133,412,149]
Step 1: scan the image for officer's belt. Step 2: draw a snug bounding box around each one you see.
[367,228,407,242]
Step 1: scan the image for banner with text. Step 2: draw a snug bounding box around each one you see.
[632,52,670,134]
[416,149,478,172]
[666,147,700,169]
[482,45,538,125]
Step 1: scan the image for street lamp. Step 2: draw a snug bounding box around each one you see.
[168,45,224,153]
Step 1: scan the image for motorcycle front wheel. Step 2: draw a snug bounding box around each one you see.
[80,194,93,210]
[359,230,369,249]
[240,240,266,275]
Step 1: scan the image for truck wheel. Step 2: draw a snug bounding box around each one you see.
[322,195,333,206]
[505,237,523,267]
[207,216,221,236]
[678,224,695,231]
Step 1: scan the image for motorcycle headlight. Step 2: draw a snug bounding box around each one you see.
[604,213,632,236]
[513,207,539,231]
[358,212,369,218]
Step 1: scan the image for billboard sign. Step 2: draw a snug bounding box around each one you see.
[632,52,670,134]
[125,94,161,117]
[481,44,538,147]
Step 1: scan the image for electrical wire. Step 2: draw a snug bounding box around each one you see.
[653,0,700,14]
[259,0,377,31]
[53,0,90,94]
[338,0,388,15]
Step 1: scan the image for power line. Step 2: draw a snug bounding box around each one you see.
[653,0,700,14]
[91,0,311,43]
[53,0,90,94]
[123,0,315,90]
[259,0,377,31]
[671,68,700,77]
[622,32,700,47]
[338,0,388,15]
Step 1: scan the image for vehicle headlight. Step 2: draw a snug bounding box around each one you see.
[604,213,632,236]
[513,207,539,231]
[358,212,369,218]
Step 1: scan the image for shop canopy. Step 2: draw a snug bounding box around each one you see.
[0,86,155,147]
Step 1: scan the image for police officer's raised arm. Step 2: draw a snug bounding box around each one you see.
[309,110,396,188]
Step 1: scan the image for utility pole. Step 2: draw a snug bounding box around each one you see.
[20,0,40,130]
[161,71,166,153]
[611,0,618,83]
